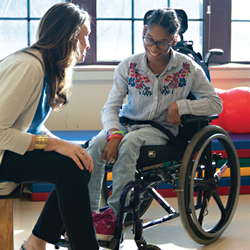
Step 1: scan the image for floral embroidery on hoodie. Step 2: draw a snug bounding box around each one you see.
[161,62,190,95]
[128,63,153,96]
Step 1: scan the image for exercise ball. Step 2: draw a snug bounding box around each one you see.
[211,87,250,133]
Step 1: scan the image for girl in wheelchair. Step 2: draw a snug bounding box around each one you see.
[87,8,222,242]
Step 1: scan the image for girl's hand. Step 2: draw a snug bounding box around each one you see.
[101,138,120,165]
[167,102,183,127]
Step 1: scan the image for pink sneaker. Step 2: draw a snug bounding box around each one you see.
[92,210,101,218]
[93,208,116,242]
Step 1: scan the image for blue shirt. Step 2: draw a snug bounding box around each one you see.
[101,49,222,135]
[27,72,51,134]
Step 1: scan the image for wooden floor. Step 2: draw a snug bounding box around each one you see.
[14,194,250,250]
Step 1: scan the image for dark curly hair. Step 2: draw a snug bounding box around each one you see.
[145,8,180,36]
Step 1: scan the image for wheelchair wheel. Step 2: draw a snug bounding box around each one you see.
[144,245,161,250]
[102,174,156,227]
[177,125,240,245]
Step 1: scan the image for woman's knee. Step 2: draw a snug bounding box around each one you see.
[54,154,90,182]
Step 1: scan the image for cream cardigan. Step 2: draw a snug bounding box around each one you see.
[0,48,46,164]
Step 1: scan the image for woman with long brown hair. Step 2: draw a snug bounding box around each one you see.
[0,3,98,250]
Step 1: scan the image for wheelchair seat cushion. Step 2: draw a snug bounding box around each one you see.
[136,143,182,170]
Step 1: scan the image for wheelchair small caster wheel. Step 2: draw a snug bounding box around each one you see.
[148,245,161,250]
[141,245,161,250]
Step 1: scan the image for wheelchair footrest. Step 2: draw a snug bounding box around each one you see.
[135,238,148,250]
[54,239,70,248]
[98,229,125,249]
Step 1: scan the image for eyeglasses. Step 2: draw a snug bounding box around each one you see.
[143,36,175,50]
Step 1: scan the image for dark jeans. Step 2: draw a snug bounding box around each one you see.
[0,150,99,250]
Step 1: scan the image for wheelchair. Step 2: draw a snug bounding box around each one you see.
[99,8,240,250]
[55,8,240,250]
[99,119,240,250]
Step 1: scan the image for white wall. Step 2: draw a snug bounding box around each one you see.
[45,64,250,131]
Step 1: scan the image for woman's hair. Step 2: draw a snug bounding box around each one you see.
[146,8,180,36]
[33,2,90,109]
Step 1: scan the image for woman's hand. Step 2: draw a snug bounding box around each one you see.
[167,102,183,127]
[46,138,93,172]
[28,134,93,171]
[101,138,120,165]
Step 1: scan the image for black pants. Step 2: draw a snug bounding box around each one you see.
[0,150,99,250]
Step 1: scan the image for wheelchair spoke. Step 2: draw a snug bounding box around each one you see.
[193,178,211,190]
[206,162,214,179]
[198,190,211,224]
[212,189,225,216]
[200,143,214,179]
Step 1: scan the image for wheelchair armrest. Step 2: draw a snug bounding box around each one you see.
[204,48,224,66]
[181,114,218,124]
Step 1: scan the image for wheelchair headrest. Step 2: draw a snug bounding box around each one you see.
[143,8,188,36]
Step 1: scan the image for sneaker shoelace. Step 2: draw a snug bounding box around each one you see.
[94,213,116,227]
[93,209,113,220]
[92,211,102,220]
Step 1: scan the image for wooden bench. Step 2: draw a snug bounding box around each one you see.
[0,183,22,250]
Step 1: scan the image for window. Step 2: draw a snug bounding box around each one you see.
[77,0,204,64]
[2,1,249,64]
[0,0,66,59]
[75,0,250,65]
[231,0,250,62]
[96,0,203,62]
